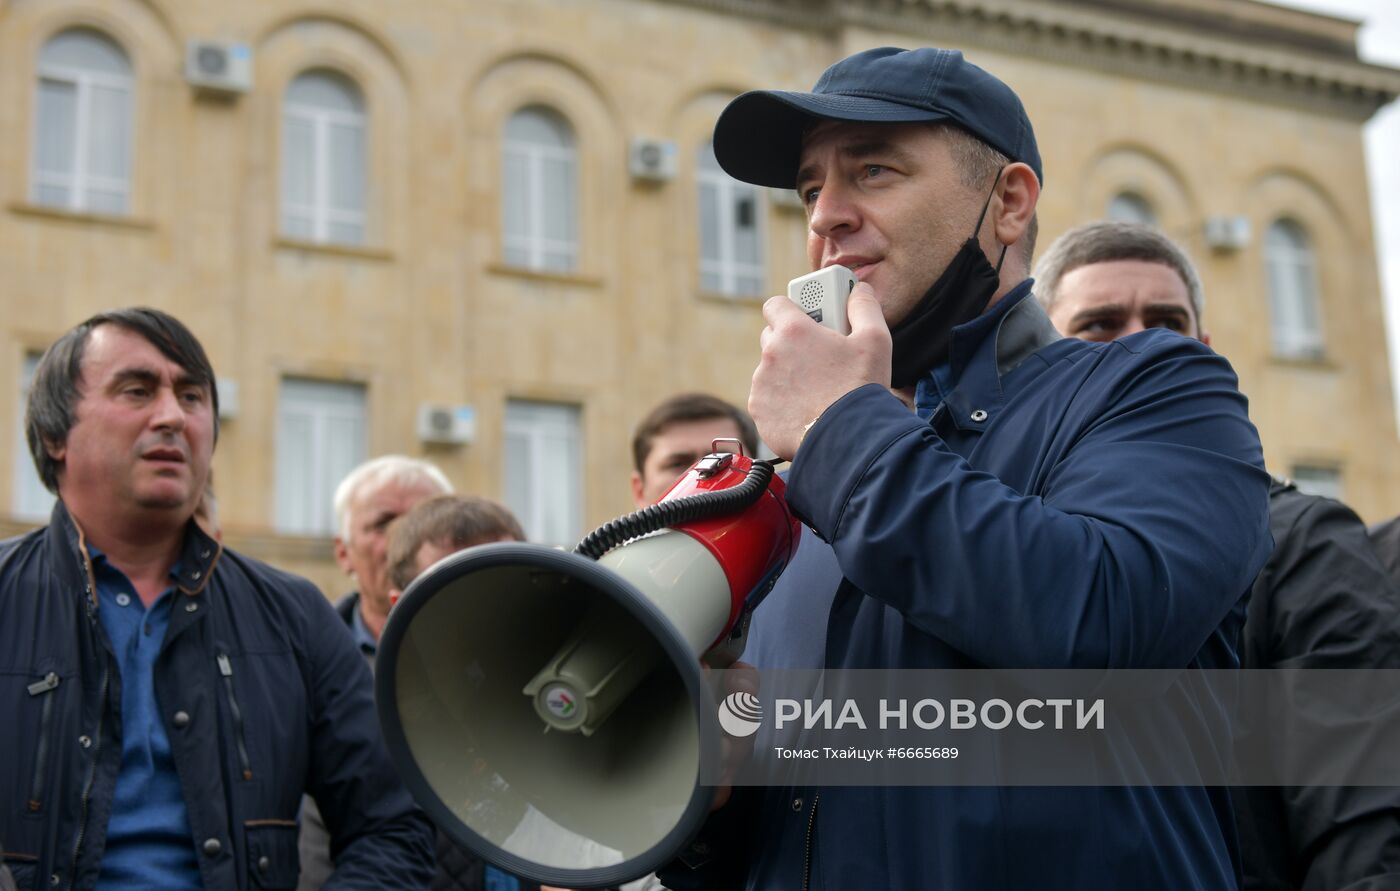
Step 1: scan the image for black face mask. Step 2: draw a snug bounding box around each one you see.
[888,173,1008,389]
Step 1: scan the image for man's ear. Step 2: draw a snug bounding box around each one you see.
[44,436,65,463]
[992,162,1040,256]
[629,470,647,509]
[334,537,355,576]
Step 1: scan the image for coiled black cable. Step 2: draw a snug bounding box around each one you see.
[574,459,777,561]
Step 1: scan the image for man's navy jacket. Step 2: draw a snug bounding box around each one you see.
[0,502,434,890]
[732,285,1273,891]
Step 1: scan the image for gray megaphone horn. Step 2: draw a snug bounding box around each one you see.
[375,447,799,888]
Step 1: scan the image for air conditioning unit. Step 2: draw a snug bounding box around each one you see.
[1203,215,1251,253]
[629,138,678,183]
[417,404,476,446]
[186,40,253,95]
[769,187,806,212]
[215,377,239,421]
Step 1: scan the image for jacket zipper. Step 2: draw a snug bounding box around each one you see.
[67,662,107,890]
[218,653,254,780]
[802,792,820,891]
[25,672,61,812]
[67,524,107,890]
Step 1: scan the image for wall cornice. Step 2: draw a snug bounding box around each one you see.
[664,0,1400,121]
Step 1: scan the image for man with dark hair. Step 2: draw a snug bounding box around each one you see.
[1038,220,1400,890]
[386,494,526,596]
[1033,219,1207,344]
[668,46,1271,890]
[0,308,433,890]
[629,393,759,507]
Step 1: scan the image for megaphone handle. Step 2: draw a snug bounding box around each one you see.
[703,608,752,668]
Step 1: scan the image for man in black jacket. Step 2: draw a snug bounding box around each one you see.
[0,307,434,890]
[1038,220,1400,890]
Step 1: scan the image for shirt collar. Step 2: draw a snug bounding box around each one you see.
[65,510,222,599]
[350,595,378,655]
[916,280,1062,428]
[85,544,182,600]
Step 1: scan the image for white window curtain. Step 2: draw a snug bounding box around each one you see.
[275,378,367,535]
[32,29,133,214]
[1105,191,1156,226]
[698,141,765,296]
[282,70,368,245]
[502,107,578,272]
[1265,219,1324,359]
[12,353,56,521]
[503,400,582,547]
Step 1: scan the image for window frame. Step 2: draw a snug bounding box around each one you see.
[1264,218,1325,360]
[12,352,55,521]
[281,70,369,246]
[1291,464,1343,502]
[697,141,766,297]
[30,30,134,214]
[1105,191,1156,226]
[502,399,583,547]
[273,377,368,536]
[501,107,579,273]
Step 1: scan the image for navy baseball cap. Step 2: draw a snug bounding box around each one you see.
[713,46,1042,189]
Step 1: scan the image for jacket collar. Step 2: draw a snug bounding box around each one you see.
[918,280,1063,432]
[46,500,223,610]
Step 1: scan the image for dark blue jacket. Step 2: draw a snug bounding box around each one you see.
[0,502,434,891]
[737,287,1273,890]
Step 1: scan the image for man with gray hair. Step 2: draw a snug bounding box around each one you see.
[299,455,452,888]
[332,455,453,652]
[1038,220,1400,890]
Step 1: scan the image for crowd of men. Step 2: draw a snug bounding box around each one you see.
[3,41,1400,891]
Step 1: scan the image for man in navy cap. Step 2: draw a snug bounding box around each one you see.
[668,47,1273,890]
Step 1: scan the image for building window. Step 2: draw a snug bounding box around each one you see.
[1291,465,1342,502]
[1106,191,1156,226]
[275,378,367,535]
[281,70,367,245]
[503,400,581,546]
[12,352,55,521]
[698,141,765,296]
[31,28,133,214]
[502,107,578,272]
[1265,219,1324,360]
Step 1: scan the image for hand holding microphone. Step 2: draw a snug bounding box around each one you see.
[750,269,892,460]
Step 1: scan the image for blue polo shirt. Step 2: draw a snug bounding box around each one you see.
[90,547,202,890]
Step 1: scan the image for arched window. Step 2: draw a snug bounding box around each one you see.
[698,141,764,296]
[502,107,578,272]
[32,28,133,213]
[1265,219,1324,359]
[1106,191,1156,226]
[282,70,367,244]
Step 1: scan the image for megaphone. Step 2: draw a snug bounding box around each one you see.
[375,450,799,888]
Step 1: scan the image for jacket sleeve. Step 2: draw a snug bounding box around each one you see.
[1252,490,1400,890]
[298,590,435,889]
[785,338,1272,669]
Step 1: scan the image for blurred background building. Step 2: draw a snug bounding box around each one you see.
[2,0,1398,596]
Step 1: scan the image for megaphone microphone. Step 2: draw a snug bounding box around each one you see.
[375,448,799,888]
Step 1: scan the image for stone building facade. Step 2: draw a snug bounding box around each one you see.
[1,0,1398,595]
